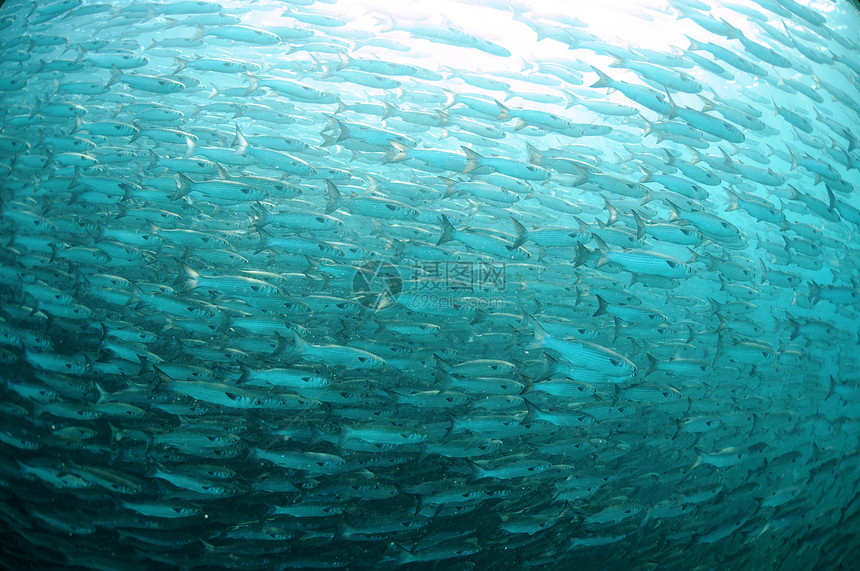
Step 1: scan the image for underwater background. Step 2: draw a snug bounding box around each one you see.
[1,0,860,568]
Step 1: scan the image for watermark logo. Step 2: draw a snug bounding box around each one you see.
[411,261,506,293]
[352,261,402,310]
[353,260,507,312]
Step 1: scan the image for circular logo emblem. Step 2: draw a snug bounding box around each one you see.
[352,261,402,311]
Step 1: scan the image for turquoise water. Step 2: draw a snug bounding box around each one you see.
[1,0,859,568]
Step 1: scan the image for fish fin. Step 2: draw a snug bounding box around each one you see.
[173,173,193,200]
[433,353,453,373]
[254,228,271,255]
[562,89,579,110]
[826,375,836,400]
[535,351,556,382]
[593,295,608,318]
[437,214,456,246]
[438,176,458,198]
[589,66,613,89]
[460,146,481,174]
[572,242,593,268]
[495,99,510,120]
[182,135,196,160]
[324,180,341,214]
[232,124,250,156]
[631,211,646,239]
[237,362,251,384]
[107,65,121,87]
[592,235,610,268]
[525,319,549,351]
[664,199,681,222]
[525,143,543,164]
[712,332,724,367]
[665,90,677,119]
[521,398,541,426]
[645,354,658,377]
[181,263,199,293]
[173,56,186,74]
[147,149,160,170]
[808,281,820,304]
[385,140,409,163]
[685,34,700,51]
[724,187,738,211]
[508,216,527,250]
[242,73,259,96]
[604,200,619,226]
[467,459,485,482]
[290,330,308,357]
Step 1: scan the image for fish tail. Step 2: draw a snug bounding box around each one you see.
[786,317,800,340]
[173,173,192,200]
[592,235,610,268]
[438,176,458,198]
[536,351,556,381]
[589,66,613,89]
[237,362,251,384]
[460,146,481,174]
[632,211,646,239]
[562,89,579,110]
[437,214,456,246]
[254,229,271,255]
[172,129,192,156]
[808,281,821,304]
[525,143,543,164]
[685,34,700,51]
[147,149,160,170]
[521,398,541,426]
[724,188,739,211]
[524,318,548,351]
[645,354,658,376]
[508,216,527,250]
[712,333,724,367]
[665,199,681,222]
[181,263,198,293]
[826,375,836,400]
[385,140,409,163]
[467,459,485,482]
[242,73,259,96]
[495,99,510,120]
[786,144,797,170]
[572,242,593,268]
[671,419,683,441]
[107,65,121,88]
[593,294,608,317]
[324,180,341,214]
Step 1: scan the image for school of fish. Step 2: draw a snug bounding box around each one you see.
[1,0,860,568]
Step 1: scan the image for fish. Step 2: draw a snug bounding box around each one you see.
[1,0,859,569]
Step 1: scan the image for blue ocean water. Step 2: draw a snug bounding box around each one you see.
[1,0,859,569]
